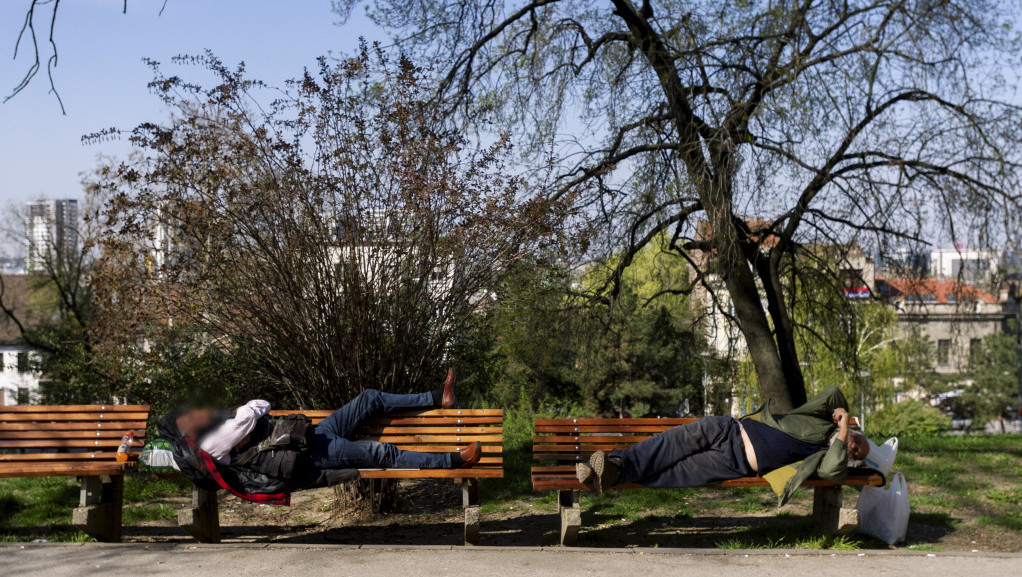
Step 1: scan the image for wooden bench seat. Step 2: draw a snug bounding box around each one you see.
[531,417,883,545]
[179,407,503,544]
[0,404,148,541]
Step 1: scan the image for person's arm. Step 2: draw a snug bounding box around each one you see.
[817,408,851,482]
[199,400,271,463]
[787,385,849,420]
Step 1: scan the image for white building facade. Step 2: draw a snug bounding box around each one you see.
[929,247,999,286]
[26,199,78,272]
[0,346,42,406]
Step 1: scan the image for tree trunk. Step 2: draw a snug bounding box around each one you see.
[719,250,796,413]
[756,255,808,408]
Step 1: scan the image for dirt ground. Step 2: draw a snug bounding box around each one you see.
[122,478,1022,552]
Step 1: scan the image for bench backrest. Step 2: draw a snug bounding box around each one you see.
[533,417,697,463]
[0,404,149,475]
[271,408,504,478]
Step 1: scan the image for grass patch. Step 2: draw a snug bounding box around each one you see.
[906,544,945,552]
[0,477,79,527]
[0,472,192,542]
[717,534,863,550]
[585,488,697,521]
[122,503,177,524]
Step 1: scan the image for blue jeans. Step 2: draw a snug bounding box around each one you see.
[309,389,451,470]
[610,416,754,487]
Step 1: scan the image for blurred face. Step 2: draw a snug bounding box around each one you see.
[175,408,212,439]
[848,431,870,461]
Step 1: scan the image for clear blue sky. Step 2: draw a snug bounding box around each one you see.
[0,0,383,205]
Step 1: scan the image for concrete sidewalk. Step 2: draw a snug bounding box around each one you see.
[3,544,1022,577]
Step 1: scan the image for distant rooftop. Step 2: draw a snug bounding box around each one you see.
[875,277,997,305]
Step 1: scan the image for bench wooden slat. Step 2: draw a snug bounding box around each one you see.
[0,429,145,440]
[0,461,128,478]
[358,468,504,479]
[0,404,149,413]
[530,444,646,452]
[0,439,145,449]
[0,412,150,422]
[530,477,884,491]
[0,452,122,461]
[270,409,503,418]
[292,416,504,426]
[530,466,883,491]
[370,416,503,425]
[534,418,696,426]
[387,445,502,453]
[533,436,655,443]
[364,426,502,435]
[355,435,503,443]
[535,425,687,433]
[0,421,149,432]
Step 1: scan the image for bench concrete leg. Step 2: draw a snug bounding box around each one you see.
[178,486,220,543]
[73,475,123,542]
[558,489,581,546]
[813,486,858,536]
[462,479,480,545]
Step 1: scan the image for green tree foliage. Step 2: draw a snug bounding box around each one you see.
[955,332,1020,424]
[869,399,951,437]
[577,243,704,416]
[470,262,584,411]
[466,237,705,417]
[784,247,902,415]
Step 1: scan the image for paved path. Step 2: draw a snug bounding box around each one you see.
[3,544,1021,577]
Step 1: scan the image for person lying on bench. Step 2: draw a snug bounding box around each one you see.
[157,368,482,498]
[577,385,872,505]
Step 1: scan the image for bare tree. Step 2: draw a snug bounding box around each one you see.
[5,0,168,113]
[335,0,1022,411]
[91,48,571,408]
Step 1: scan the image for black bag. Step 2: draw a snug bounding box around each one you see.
[233,414,311,480]
[157,409,294,500]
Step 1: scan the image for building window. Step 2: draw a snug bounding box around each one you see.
[16,352,29,373]
[937,340,951,365]
[17,388,29,405]
[970,338,983,360]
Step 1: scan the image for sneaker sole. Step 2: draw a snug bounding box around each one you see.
[575,463,593,484]
[589,451,606,494]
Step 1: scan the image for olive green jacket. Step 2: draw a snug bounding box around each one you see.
[740,385,850,505]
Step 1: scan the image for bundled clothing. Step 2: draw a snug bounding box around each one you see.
[158,389,451,501]
[609,386,855,504]
[743,386,854,504]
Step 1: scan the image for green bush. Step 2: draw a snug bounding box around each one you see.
[869,399,950,437]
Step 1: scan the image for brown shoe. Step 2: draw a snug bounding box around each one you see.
[440,367,457,409]
[457,441,482,468]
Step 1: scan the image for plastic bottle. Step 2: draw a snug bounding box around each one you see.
[115,431,134,462]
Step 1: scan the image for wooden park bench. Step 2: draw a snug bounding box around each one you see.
[0,404,148,542]
[178,408,504,544]
[531,417,884,546]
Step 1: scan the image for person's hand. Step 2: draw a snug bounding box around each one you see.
[832,407,849,426]
[832,408,849,441]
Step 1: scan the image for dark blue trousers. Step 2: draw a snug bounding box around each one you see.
[610,416,754,487]
[310,389,451,470]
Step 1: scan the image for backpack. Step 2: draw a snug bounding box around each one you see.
[157,409,295,505]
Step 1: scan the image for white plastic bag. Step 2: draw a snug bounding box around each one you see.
[856,472,910,545]
[864,436,898,475]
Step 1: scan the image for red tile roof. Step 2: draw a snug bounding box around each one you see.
[875,277,997,304]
